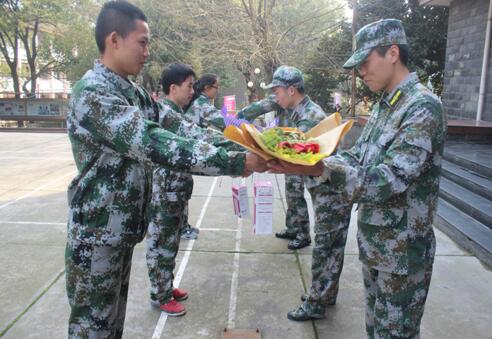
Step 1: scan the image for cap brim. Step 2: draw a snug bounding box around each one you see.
[264,80,287,89]
[343,48,372,70]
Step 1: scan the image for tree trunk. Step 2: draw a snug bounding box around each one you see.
[11,67,20,98]
[20,18,39,98]
[29,64,37,98]
[0,32,21,97]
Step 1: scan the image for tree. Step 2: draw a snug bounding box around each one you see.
[134,0,346,102]
[305,0,449,114]
[0,0,22,97]
[0,0,97,97]
[357,0,448,96]
[48,0,100,84]
[304,22,353,111]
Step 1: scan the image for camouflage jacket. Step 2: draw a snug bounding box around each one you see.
[154,98,234,199]
[318,73,447,274]
[289,95,327,132]
[237,95,326,130]
[237,95,288,126]
[185,93,226,131]
[66,61,245,246]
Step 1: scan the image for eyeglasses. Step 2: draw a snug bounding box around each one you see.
[210,85,219,90]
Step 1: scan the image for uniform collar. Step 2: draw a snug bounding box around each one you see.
[291,95,310,114]
[381,72,419,108]
[94,60,135,94]
[163,98,184,114]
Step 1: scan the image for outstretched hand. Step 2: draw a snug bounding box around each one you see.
[242,153,268,177]
[267,159,324,176]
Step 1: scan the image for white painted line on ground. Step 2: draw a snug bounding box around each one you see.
[0,170,76,210]
[227,215,243,329]
[0,221,65,226]
[200,227,238,232]
[151,177,218,339]
[0,157,73,160]
[0,150,72,154]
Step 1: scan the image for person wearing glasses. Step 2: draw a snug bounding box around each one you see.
[185,73,226,131]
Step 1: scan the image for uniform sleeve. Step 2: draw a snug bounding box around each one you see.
[295,110,327,133]
[73,88,245,176]
[318,104,441,204]
[159,107,237,150]
[197,102,226,131]
[237,95,281,121]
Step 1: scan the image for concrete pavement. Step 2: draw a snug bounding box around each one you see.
[0,132,491,339]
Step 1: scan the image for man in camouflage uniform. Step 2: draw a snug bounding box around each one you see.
[237,66,327,250]
[269,19,446,338]
[146,62,238,315]
[65,2,265,337]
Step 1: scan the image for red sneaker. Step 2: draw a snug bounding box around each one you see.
[172,288,189,301]
[159,299,186,316]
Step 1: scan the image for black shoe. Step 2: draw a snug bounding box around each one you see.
[301,294,336,305]
[287,302,325,321]
[275,229,297,240]
[288,235,311,250]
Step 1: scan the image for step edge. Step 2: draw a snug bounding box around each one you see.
[441,159,492,187]
[439,178,492,220]
[440,168,492,201]
[443,151,492,180]
[437,199,492,247]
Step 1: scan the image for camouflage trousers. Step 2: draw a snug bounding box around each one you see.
[305,183,352,308]
[182,177,194,228]
[145,194,187,305]
[285,174,310,237]
[65,239,134,339]
[363,264,433,339]
[182,202,190,228]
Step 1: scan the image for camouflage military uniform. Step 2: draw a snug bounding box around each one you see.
[332,19,447,338]
[320,71,446,337]
[66,60,246,338]
[237,94,289,126]
[286,95,327,243]
[238,81,326,244]
[298,181,352,311]
[184,93,226,238]
[146,98,194,306]
[184,93,229,236]
[185,93,226,131]
[146,98,235,305]
[242,67,348,320]
[291,21,447,335]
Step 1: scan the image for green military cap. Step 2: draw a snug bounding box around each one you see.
[265,65,304,89]
[343,18,407,70]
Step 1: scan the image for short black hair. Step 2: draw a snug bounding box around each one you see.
[374,44,409,67]
[161,63,196,95]
[95,1,147,54]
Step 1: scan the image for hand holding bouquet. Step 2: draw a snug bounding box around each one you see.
[224,113,354,166]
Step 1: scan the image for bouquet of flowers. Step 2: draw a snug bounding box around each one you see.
[259,127,326,164]
[223,113,354,166]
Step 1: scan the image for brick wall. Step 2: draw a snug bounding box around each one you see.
[442,0,492,121]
